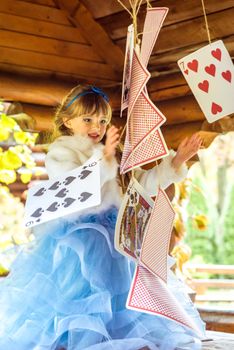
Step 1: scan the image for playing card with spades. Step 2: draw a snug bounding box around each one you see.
[24,156,101,228]
[178,40,234,123]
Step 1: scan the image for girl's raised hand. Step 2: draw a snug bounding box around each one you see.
[104,126,120,161]
[171,133,203,170]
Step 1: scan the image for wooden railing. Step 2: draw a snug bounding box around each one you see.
[184,263,234,298]
[183,264,234,333]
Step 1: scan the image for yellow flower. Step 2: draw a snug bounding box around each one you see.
[1,114,17,129]
[20,172,32,184]
[1,149,22,170]
[192,214,208,231]
[0,170,17,184]
[171,244,191,272]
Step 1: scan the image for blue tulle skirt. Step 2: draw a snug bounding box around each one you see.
[0,207,205,350]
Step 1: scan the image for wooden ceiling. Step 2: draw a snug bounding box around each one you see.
[0,0,234,146]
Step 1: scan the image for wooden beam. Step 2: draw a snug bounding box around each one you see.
[115,8,234,54]
[20,0,56,7]
[0,72,206,126]
[0,0,70,25]
[55,0,124,74]
[0,12,86,43]
[0,47,118,80]
[0,72,72,106]
[0,30,103,63]
[0,63,118,87]
[99,0,234,39]
[149,36,234,73]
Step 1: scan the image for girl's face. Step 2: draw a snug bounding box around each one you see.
[63,113,109,143]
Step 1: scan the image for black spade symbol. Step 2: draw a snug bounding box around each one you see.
[63,176,76,186]
[31,208,44,218]
[46,202,60,212]
[78,170,92,180]
[62,197,76,208]
[78,192,93,202]
[55,188,69,198]
[33,187,46,196]
[48,181,61,190]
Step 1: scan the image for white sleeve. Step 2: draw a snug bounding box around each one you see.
[45,147,81,179]
[135,150,188,196]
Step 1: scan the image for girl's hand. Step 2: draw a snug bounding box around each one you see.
[104,126,120,161]
[171,133,203,170]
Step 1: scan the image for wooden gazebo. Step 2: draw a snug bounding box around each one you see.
[0,1,234,346]
[0,0,233,144]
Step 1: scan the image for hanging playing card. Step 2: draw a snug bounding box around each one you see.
[140,7,168,67]
[128,90,166,148]
[120,91,167,174]
[140,188,175,282]
[121,24,134,115]
[128,49,151,117]
[126,265,202,335]
[121,128,168,174]
[178,40,234,123]
[115,178,154,261]
[24,156,101,228]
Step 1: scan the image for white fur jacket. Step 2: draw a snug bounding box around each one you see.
[45,134,188,212]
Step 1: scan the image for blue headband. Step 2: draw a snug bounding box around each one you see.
[66,86,109,108]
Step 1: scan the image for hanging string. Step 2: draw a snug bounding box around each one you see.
[201,0,212,44]
[146,0,152,8]
[117,0,132,17]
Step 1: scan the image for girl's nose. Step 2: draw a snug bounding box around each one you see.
[91,119,100,130]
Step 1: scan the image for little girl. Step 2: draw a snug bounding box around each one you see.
[0,84,205,350]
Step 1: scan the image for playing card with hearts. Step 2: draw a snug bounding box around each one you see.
[115,178,154,261]
[126,265,201,335]
[24,156,101,228]
[178,40,234,123]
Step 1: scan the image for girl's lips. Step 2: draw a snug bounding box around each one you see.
[88,134,100,140]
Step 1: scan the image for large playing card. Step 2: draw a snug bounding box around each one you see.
[127,265,202,336]
[121,24,134,115]
[115,178,154,261]
[140,188,175,282]
[178,40,234,123]
[140,7,168,67]
[24,156,101,228]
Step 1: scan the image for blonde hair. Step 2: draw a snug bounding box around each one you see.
[51,84,112,141]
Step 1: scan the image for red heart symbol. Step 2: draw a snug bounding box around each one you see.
[211,48,222,61]
[198,80,209,93]
[184,69,189,75]
[222,70,232,83]
[187,59,198,72]
[211,102,222,115]
[205,64,216,77]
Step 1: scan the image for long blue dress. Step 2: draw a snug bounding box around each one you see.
[0,205,205,350]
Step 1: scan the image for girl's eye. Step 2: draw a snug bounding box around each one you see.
[83,118,92,123]
[100,119,107,124]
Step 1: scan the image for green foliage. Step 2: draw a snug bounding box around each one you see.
[184,134,234,266]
